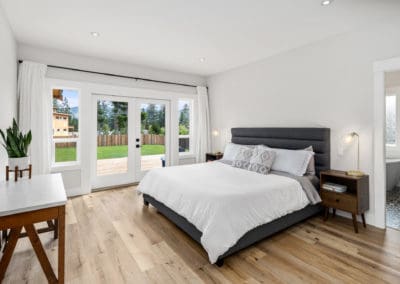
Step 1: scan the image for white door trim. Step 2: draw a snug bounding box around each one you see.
[373,56,400,229]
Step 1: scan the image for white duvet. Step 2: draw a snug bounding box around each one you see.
[137,162,309,263]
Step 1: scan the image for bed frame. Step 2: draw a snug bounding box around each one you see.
[143,127,330,266]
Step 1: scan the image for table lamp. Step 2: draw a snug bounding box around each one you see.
[344,132,364,177]
[212,130,222,154]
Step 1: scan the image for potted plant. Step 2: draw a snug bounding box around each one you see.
[0,118,32,169]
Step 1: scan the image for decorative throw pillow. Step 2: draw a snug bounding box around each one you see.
[304,146,316,176]
[248,146,276,174]
[232,147,254,170]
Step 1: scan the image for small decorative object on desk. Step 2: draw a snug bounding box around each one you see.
[206,152,223,162]
[0,118,32,181]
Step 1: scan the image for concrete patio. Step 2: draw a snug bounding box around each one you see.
[96,154,164,176]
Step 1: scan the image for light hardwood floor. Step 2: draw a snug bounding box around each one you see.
[3,186,400,283]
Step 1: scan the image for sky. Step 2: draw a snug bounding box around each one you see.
[62,89,79,108]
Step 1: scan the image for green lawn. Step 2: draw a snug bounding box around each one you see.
[55,144,165,162]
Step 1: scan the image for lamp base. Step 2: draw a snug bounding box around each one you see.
[346,170,364,177]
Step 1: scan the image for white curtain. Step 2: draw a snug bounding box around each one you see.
[18,61,51,174]
[195,86,211,163]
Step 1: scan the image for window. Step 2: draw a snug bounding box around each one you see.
[52,88,80,164]
[178,99,193,154]
[386,95,396,146]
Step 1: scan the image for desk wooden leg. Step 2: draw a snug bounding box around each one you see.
[0,227,22,281]
[54,219,59,240]
[58,205,65,284]
[25,224,57,283]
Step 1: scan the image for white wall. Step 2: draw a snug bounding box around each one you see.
[207,20,400,227]
[0,5,17,181]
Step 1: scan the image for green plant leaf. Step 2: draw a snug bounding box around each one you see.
[7,128,22,157]
[0,118,31,158]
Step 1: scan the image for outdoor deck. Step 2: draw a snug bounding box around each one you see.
[96,155,163,176]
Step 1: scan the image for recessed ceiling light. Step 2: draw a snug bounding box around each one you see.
[321,0,333,6]
[200,57,206,63]
[90,32,100,37]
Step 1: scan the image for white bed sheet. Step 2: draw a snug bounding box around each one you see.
[137,161,309,263]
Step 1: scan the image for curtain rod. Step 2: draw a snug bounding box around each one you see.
[18,60,199,88]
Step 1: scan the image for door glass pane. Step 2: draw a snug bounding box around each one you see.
[140,103,166,171]
[178,100,191,153]
[96,100,128,176]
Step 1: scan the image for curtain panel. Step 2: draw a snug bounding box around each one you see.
[18,61,51,174]
[195,86,211,163]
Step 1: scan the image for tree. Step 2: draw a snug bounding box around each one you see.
[179,103,190,131]
[110,101,128,134]
[149,124,161,135]
[97,101,109,134]
[61,97,70,114]
[179,125,189,135]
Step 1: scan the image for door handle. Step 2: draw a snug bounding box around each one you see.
[136,138,140,142]
[136,145,140,148]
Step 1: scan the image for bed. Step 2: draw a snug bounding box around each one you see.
[139,127,330,266]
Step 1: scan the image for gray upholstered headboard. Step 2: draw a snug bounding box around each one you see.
[231,128,330,176]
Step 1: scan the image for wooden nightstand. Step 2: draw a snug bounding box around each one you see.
[206,152,223,162]
[320,170,369,233]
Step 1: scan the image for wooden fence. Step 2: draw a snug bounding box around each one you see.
[97,134,129,146]
[96,134,165,147]
[56,134,186,148]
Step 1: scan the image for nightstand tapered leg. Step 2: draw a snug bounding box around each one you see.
[332,209,336,217]
[361,213,366,228]
[351,213,358,233]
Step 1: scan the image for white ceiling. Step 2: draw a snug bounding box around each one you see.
[1,0,399,76]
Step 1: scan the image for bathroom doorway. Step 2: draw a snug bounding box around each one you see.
[385,70,400,230]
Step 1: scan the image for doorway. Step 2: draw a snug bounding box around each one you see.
[385,70,400,230]
[91,95,169,189]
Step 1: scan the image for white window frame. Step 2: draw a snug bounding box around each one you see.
[178,98,194,157]
[51,86,81,168]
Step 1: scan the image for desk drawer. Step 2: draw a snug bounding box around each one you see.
[321,190,357,212]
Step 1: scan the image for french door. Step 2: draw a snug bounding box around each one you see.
[91,95,169,189]
[134,98,170,180]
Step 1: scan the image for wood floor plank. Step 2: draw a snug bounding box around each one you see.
[3,186,400,284]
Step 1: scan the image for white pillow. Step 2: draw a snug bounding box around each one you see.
[263,146,314,176]
[222,143,254,161]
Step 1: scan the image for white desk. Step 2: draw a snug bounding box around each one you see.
[0,173,67,283]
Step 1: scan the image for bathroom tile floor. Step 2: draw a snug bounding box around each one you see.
[386,188,400,230]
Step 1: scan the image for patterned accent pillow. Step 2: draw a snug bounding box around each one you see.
[232,147,254,170]
[248,146,276,174]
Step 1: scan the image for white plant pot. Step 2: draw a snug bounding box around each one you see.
[8,157,29,169]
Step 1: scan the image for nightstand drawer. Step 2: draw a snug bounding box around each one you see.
[320,190,357,212]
